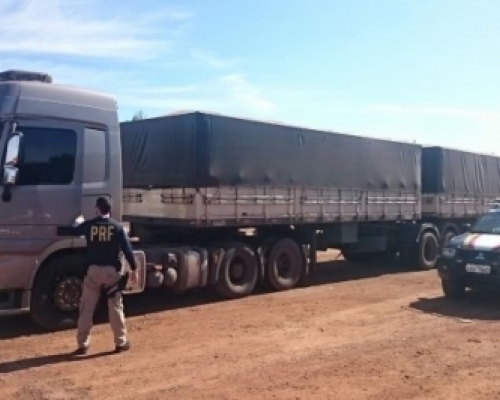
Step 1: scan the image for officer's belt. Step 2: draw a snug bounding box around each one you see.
[103,271,130,299]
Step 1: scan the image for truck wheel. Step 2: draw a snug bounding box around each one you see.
[416,231,439,270]
[256,238,278,290]
[30,254,87,331]
[442,229,457,246]
[441,277,465,299]
[266,238,304,291]
[215,242,259,299]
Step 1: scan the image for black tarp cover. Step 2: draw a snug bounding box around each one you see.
[422,146,500,195]
[120,112,422,192]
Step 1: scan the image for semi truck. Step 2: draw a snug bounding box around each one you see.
[1,69,499,331]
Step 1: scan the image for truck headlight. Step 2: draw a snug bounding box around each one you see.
[442,248,456,258]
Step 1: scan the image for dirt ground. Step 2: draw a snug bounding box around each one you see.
[2,250,500,400]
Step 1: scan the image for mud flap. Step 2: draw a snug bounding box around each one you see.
[120,250,147,295]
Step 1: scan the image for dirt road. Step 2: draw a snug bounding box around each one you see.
[2,251,500,399]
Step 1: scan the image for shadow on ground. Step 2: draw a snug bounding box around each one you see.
[0,350,118,374]
[409,289,500,322]
[0,256,415,340]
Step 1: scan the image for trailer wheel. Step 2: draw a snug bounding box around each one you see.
[30,253,87,331]
[417,231,439,270]
[266,238,304,291]
[215,242,259,299]
[442,229,457,246]
[256,238,279,289]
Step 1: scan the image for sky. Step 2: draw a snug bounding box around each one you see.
[1,0,500,154]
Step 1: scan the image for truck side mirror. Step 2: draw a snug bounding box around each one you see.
[2,132,22,202]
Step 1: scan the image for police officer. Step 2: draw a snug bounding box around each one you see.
[70,196,138,355]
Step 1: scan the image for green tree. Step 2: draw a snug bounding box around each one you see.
[131,110,145,121]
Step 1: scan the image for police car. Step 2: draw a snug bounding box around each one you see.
[438,203,500,298]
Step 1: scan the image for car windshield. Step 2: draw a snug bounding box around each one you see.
[470,213,500,234]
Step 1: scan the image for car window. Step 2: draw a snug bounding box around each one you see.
[471,213,500,234]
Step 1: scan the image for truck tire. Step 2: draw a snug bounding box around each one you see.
[442,229,457,246]
[256,238,279,289]
[30,253,87,331]
[215,242,259,299]
[416,231,439,270]
[266,238,304,291]
[441,277,465,299]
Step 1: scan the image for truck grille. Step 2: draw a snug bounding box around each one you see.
[457,249,499,264]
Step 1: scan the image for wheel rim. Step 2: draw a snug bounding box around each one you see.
[229,259,246,284]
[53,276,83,312]
[277,252,292,277]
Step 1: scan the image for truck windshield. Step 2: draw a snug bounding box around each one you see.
[470,213,500,234]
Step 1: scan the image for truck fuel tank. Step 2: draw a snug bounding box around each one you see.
[143,246,209,293]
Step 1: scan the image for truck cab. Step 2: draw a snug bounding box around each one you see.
[0,70,123,329]
[438,206,500,298]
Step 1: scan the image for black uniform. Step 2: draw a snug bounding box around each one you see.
[68,214,137,354]
[72,216,138,272]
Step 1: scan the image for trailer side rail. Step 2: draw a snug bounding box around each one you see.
[421,194,500,218]
[123,186,420,227]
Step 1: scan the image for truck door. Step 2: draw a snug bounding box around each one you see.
[79,126,112,221]
[0,119,82,290]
